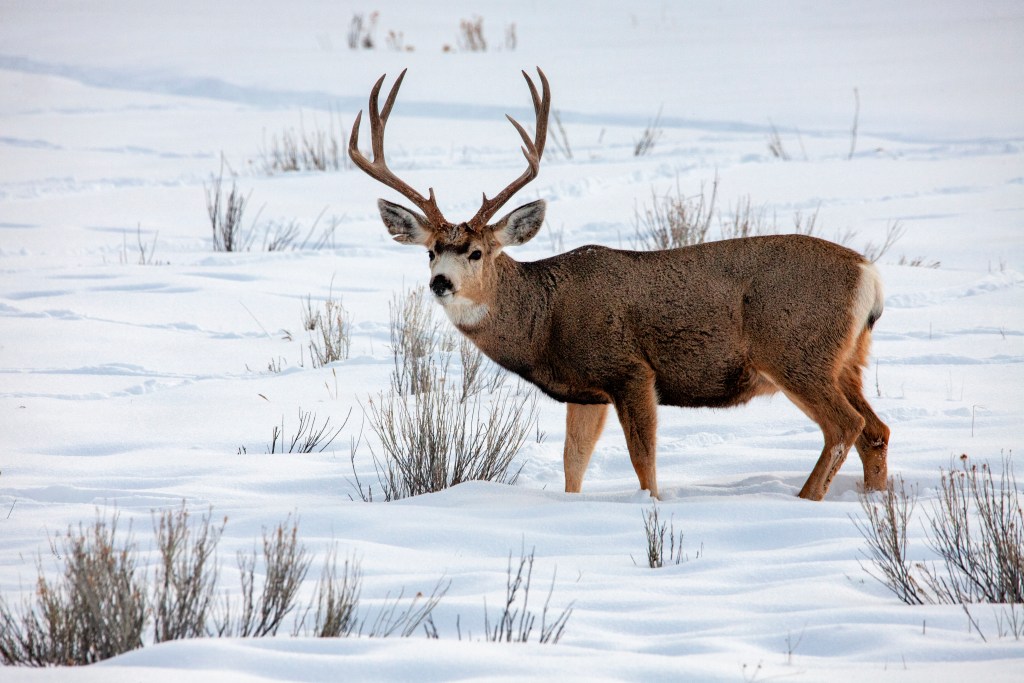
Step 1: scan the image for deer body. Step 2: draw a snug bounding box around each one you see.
[456,236,873,408]
[349,68,890,500]
[446,236,887,499]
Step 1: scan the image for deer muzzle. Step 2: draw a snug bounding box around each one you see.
[430,273,455,298]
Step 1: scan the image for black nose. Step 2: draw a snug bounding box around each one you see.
[430,274,454,297]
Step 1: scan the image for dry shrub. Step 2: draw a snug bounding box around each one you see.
[921,455,1023,604]
[459,335,507,402]
[0,508,459,667]
[263,409,348,455]
[855,454,1023,608]
[152,504,224,642]
[297,546,361,637]
[862,221,906,264]
[549,109,573,161]
[898,255,941,269]
[358,365,535,501]
[352,285,530,501]
[0,514,147,666]
[719,195,771,240]
[215,517,311,637]
[852,475,925,605]
[640,504,698,568]
[632,175,917,266]
[485,546,573,644]
[348,12,378,49]
[458,17,487,51]
[259,112,345,175]
[389,286,448,396]
[767,120,790,160]
[205,160,252,252]
[632,177,717,250]
[362,579,449,638]
[307,292,352,367]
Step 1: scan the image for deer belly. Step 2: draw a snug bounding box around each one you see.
[655,362,772,408]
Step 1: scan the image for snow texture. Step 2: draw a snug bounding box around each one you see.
[1,1,1022,681]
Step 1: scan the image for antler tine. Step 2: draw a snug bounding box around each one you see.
[469,67,551,230]
[349,70,446,225]
[522,67,549,158]
[368,69,406,161]
[506,114,540,161]
[379,69,405,123]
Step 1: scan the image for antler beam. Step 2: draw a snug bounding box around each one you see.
[468,68,551,230]
[348,69,447,226]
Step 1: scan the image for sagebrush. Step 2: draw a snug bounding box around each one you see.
[153,505,224,642]
[356,365,535,501]
[632,177,717,250]
[351,286,531,501]
[258,112,346,174]
[306,291,352,367]
[635,176,909,265]
[855,454,1023,608]
[0,507,482,665]
[0,514,146,666]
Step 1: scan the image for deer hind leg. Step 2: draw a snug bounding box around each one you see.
[563,403,609,493]
[840,333,890,492]
[845,387,890,492]
[612,372,660,499]
[786,384,866,501]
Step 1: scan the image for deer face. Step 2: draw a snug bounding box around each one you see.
[377,198,546,326]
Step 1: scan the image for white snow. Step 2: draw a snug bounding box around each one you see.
[1,1,1022,680]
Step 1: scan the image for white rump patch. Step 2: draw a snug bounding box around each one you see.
[853,262,884,330]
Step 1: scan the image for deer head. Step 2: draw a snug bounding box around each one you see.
[349,68,550,325]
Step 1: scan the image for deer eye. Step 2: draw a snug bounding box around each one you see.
[428,250,435,261]
[468,250,482,261]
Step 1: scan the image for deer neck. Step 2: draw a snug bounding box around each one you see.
[444,253,548,371]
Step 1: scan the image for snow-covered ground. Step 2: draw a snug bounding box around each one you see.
[1,1,1022,680]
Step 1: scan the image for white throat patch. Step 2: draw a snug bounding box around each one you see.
[439,295,489,328]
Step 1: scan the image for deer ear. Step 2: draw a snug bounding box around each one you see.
[378,198,432,245]
[491,199,546,247]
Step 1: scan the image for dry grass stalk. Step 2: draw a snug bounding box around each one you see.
[205,160,252,252]
[633,106,664,157]
[485,546,573,644]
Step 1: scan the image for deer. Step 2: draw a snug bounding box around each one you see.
[348,68,890,501]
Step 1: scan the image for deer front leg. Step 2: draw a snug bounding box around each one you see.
[563,403,609,493]
[612,373,660,498]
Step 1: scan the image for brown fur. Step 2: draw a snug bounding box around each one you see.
[451,235,889,500]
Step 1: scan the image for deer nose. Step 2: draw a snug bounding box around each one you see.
[430,274,454,297]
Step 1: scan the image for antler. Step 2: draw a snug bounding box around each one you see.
[348,69,447,226]
[468,68,550,230]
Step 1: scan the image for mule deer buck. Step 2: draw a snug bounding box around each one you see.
[348,68,890,500]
